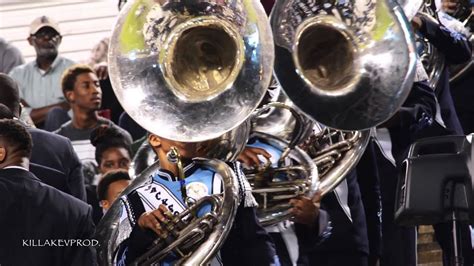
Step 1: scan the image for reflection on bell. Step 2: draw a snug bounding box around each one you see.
[108,0,274,142]
[271,0,417,130]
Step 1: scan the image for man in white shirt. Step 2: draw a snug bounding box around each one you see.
[9,16,75,128]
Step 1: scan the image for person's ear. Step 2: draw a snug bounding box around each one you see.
[65,90,74,103]
[100,200,110,211]
[57,35,62,45]
[27,36,34,46]
[0,146,6,163]
[148,134,161,149]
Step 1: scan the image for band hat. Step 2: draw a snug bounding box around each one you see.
[29,16,61,35]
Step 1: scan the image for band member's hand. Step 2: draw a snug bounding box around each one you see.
[237,146,272,168]
[441,0,459,14]
[290,190,322,226]
[94,62,109,80]
[137,204,173,237]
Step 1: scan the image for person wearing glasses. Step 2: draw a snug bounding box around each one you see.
[9,16,75,129]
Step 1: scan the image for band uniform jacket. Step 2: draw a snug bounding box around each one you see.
[418,14,472,135]
[116,161,277,265]
[300,170,369,266]
[0,168,96,266]
[364,81,437,266]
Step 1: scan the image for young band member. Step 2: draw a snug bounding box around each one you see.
[115,134,278,265]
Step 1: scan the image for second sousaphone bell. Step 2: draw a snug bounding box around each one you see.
[271,0,417,130]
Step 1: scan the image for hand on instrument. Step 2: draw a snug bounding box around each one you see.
[290,190,322,226]
[441,0,459,14]
[237,146,272,168]
[137,204,174,237]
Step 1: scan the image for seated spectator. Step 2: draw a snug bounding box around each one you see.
[54,64,132,185]
[91,125,133,176]
[44,37,112,132]
[85,37,123,124]
[0,119,96,265]
[97,170,131,213]
[9,16,75,128]
[87,124,133,224]
[0,37,24,74]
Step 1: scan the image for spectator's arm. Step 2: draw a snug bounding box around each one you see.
[26,101,70,125]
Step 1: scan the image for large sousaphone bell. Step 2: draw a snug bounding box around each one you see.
[271,0,417,130]
[108,0,274,142]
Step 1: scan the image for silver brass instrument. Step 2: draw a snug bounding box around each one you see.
[249,102,319,226]
[132,155,239,265]
[271,0,417,130]
[301,126,370,194]
[108,0,274,142]
[250,89,368,225]
[399,0,471,85]
[447,0,474,82]
[398,0,445,88]
[252,82,315,144]
[246,131,319,226]
[130,120,251,177]
[96,158,239,265]
[415,1,446,88]
[98,0,274,264]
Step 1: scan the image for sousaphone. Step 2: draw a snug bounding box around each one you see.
[271,0,417,130]
[97,0,274,264]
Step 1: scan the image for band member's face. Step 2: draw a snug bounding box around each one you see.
[149,134,209,159]
[159,138,200,159]
[67,72,102,111]
[99,147,131,175]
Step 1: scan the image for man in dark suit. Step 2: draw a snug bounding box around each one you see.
[0,73,86,201]
[0,119,96,266]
